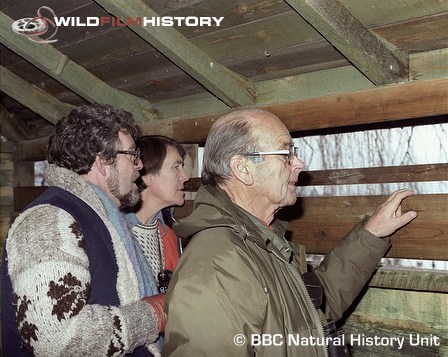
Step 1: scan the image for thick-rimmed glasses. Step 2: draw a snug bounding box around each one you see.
[116,148,140,165]
[243,145,299,165]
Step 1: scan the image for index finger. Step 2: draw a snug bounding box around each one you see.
[387,189,415,204]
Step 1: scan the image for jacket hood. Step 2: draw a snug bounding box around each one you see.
[174,185,238,238]
[174,185,288,246]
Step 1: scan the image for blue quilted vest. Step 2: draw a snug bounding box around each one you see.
[1,187,152,356]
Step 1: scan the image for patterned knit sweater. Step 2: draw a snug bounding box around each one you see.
[2,164,160,356]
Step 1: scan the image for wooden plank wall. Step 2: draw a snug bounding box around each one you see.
[11,163,447,262]
[282,194,447,260]
[175,163,448,261]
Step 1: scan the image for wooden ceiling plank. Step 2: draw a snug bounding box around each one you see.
[21,38,349,104]
[0,11,154,123]
[340,0,448,28]
[93,0,255,107]
[0,66,75,125]
[284,0,409,85]
[411,48,448,81]
[373,12,448,53]
[106,49,448,120]
[7,5,436,104]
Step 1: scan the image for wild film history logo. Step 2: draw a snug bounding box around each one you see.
[12,6,224,44]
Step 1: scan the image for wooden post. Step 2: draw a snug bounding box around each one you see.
[0,144,16,249]
[182,144,199,201]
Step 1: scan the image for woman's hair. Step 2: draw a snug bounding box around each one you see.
[47,103,139,174]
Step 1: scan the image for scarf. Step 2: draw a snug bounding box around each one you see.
[91,185,157,297]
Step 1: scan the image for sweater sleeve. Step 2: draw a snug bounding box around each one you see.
[6,205,159,356]
[314,221,391,321]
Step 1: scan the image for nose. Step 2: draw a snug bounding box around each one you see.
[180,167,190,182]
[291,156,305,172]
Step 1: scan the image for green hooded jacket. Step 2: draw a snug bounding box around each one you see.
[163,185,390,356]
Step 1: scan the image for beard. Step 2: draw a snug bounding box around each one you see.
[107,165,140,209]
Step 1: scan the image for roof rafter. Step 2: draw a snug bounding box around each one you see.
[0,66,75,125]
[284,0,409,85]
[93,0,256,107]
[0,11,154,123]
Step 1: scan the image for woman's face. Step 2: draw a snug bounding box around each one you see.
[142,146,190,210]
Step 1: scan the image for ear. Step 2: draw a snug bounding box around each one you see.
[142,174,153,188]
[92,155,108,177]
[229,155,254,186]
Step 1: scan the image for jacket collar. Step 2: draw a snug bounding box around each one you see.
[44,164,108,220]
[180,185,293,263]
[123,210,168,235]
[235,205,294,263]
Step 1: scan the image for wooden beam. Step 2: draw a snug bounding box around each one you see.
[281,194,448,260]
[0,105,28,141]
[93,0,255,107]
[183,163,448,192]
[1,151,15,248]
[0,141,17,154]
[14,162,34,187]
[0,66,75,125]
[99,49,447,122]
[295,164,448,186]
[17,137,49,161]
[370,268,448,293]
[269,78,448,132]
[16,77,448,160]
[0,11,154,123]
[284,0,409,85]
[141,77,447,143]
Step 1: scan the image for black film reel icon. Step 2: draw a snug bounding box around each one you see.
[11,7,58,43]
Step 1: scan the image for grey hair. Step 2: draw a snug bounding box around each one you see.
[201,108,268,187]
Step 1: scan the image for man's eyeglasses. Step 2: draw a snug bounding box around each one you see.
[116,148,140,165]
[243,145,299,165]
